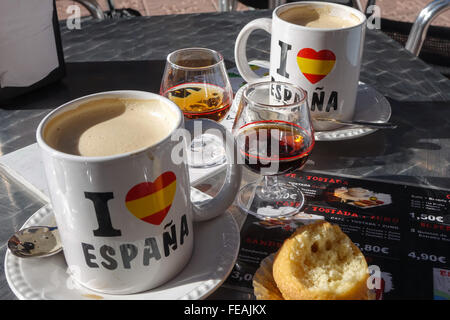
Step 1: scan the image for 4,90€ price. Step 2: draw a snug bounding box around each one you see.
[408,251,447,264]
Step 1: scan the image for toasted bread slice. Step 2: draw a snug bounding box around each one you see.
[272,221,369,300]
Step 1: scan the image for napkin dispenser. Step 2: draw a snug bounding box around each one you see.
[0,0,65,103]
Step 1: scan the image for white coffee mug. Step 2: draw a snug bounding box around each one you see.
[235,1,367,130]
[36,90,242,294]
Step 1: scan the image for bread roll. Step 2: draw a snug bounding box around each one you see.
[253,254,284,300]
[272,221,369,300]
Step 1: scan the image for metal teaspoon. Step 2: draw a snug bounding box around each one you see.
[8,226,62,258]
[315,117,397,129]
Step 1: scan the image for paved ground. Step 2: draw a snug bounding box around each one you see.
[56,0,450,26]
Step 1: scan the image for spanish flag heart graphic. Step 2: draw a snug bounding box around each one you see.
[297,48,336,84]
[125,171,176,225]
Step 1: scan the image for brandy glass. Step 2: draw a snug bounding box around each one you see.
[160,48,233,168]
[232,81,314,219]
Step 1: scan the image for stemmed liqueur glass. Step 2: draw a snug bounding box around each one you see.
[232,81,314,219]
[160,48,233,168]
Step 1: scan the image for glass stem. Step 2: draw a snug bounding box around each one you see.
[264,175,277,190]
[258,175,281,200]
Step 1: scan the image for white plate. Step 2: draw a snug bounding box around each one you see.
[228,82,392,142]
[4,205,240,300]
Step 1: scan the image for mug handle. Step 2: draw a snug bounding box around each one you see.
[234,18,272,83]
[184,119,242,222]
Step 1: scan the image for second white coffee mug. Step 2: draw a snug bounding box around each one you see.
[235,1,367,130]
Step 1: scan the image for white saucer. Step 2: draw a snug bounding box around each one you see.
[228,82,392,142]
[4,205,240,300]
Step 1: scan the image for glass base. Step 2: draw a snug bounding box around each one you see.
[237,176,305,219]
[187,133,226,168]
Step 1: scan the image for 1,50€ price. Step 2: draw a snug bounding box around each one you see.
[409,212,444,223]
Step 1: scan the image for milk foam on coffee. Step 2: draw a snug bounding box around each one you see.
[44,98,177,157]
[279,5,360,29]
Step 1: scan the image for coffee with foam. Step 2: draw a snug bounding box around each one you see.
[279,5,360,29]
[44,98,177,157]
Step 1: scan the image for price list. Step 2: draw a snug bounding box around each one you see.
[224,171,450,300]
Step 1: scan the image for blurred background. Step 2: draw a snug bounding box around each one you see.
[51,0,450,78]
[55,0,449,26]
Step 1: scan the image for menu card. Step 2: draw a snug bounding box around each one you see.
[224,171,450,300]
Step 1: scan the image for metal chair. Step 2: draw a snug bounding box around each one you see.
[72,0,105,20]
[377,0,450,77]
[69,0,142,20]
[405,0,450,56]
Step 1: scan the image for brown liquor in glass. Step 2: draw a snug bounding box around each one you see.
[166,83,231,122]
[238,121,314,174]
